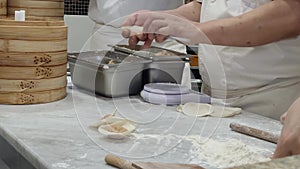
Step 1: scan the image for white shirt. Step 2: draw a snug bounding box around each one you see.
[88,0,184,25]
[198,0,300,90]
[87,0,186,53]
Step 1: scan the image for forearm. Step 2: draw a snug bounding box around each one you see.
[164,0,201,22]
[197,0,300,47]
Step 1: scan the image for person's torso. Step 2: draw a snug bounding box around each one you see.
[88,0,184,25]
[199,0,300,90]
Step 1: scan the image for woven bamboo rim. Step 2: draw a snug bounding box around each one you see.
[8,0,64,9]
[0,25,67,40]
[0,51,67,66]
[7,15,64,21]
[8,7,64,18]
[0,0,7,16]
[0,39,67,53]
[0,87,67,104]
[0,75,66,92]
[0,64,67,80]
[0,19,65,26]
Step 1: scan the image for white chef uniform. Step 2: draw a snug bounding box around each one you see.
[87,0,186,53]
[197,0,300,119]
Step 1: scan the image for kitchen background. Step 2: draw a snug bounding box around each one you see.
[63,0,201,90]
[64,0,194,52]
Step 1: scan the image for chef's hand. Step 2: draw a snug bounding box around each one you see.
[122,11,200,48]
[272,97,300,158]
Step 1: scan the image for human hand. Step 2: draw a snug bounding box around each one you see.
[122,11,200,48]
[280,112,287,124]
[272,97,300,158]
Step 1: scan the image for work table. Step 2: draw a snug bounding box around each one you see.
[0,81,299,169]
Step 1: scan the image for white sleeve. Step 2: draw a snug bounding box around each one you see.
[196,0,202,3]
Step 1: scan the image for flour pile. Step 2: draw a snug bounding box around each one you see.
[186,135,270,168]
[131,133,270,168]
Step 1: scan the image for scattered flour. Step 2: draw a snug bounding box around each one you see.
[131,133,270,168]
[185,135,270,168]
[52,162,71,168]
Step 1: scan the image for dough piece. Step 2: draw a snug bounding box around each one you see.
[210,105,241,117]
[98,117,136,140]
[90,110,116,128]
[177,103,213,117]
[121,26,143,34]
[177,102,241,118]
[90,110,136,140]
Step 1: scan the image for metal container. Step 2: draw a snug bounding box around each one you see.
[68,51,151,97]
[113,45,186,85]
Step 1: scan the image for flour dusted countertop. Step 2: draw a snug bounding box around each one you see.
[0,82,299,169]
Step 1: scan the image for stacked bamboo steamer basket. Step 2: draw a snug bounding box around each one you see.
[0,18,67,104]
[0,0,7,18]
[7,0,64,21]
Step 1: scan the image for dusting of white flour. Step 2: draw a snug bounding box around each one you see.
[131,133,270,168]
[186,135,270,168]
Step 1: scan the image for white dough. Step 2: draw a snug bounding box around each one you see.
[210,105,242,117]
[121,26,143,34]
[97,117,136,140]
[90,111,136,140]
[177,102,241,118]
[177,103,213,117]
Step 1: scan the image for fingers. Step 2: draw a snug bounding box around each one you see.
[122,12,151,27]
[272,138,292,159]
[121,29,131,38]
[128,36,139,48]
[122,11,171,48]
[155,34,168,43]
[280,112,288,124]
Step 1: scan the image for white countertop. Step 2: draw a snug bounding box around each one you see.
[0,82,283,169]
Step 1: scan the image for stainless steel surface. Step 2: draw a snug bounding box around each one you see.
[112,45,188,61]
[68,51,150,97]
[112,45,186,84]
[68,49,186,97]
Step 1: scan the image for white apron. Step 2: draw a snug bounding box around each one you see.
[198,0,300,120]
[87,0,186,53]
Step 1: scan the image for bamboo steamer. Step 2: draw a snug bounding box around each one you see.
[0,51,67,66]
[0,75,66,92]
[0,19,68,104]
[7,0,64,21]
[0,19,65,26]
[0,0,7,18]
[0,20,67,52]
[0,87,66,104]
[0,64,67,80]
[0,19,67,65]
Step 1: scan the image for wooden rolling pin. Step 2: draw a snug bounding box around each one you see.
[230,122,280,144]
[105,154,204,169]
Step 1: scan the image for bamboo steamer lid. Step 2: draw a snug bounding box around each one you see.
[0,19,65,26]
[0,24,67,41]
[0,75,66,93]
[0,87,67,104]
[7,0,64,21]
[0,20,67,52]
[0,39,67,53]
[0,0,7,18]
[0,64,67,80]
[0,19,67,65]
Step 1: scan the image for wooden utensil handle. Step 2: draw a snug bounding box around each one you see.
[230,122,279,144]
[105,154,136,169]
